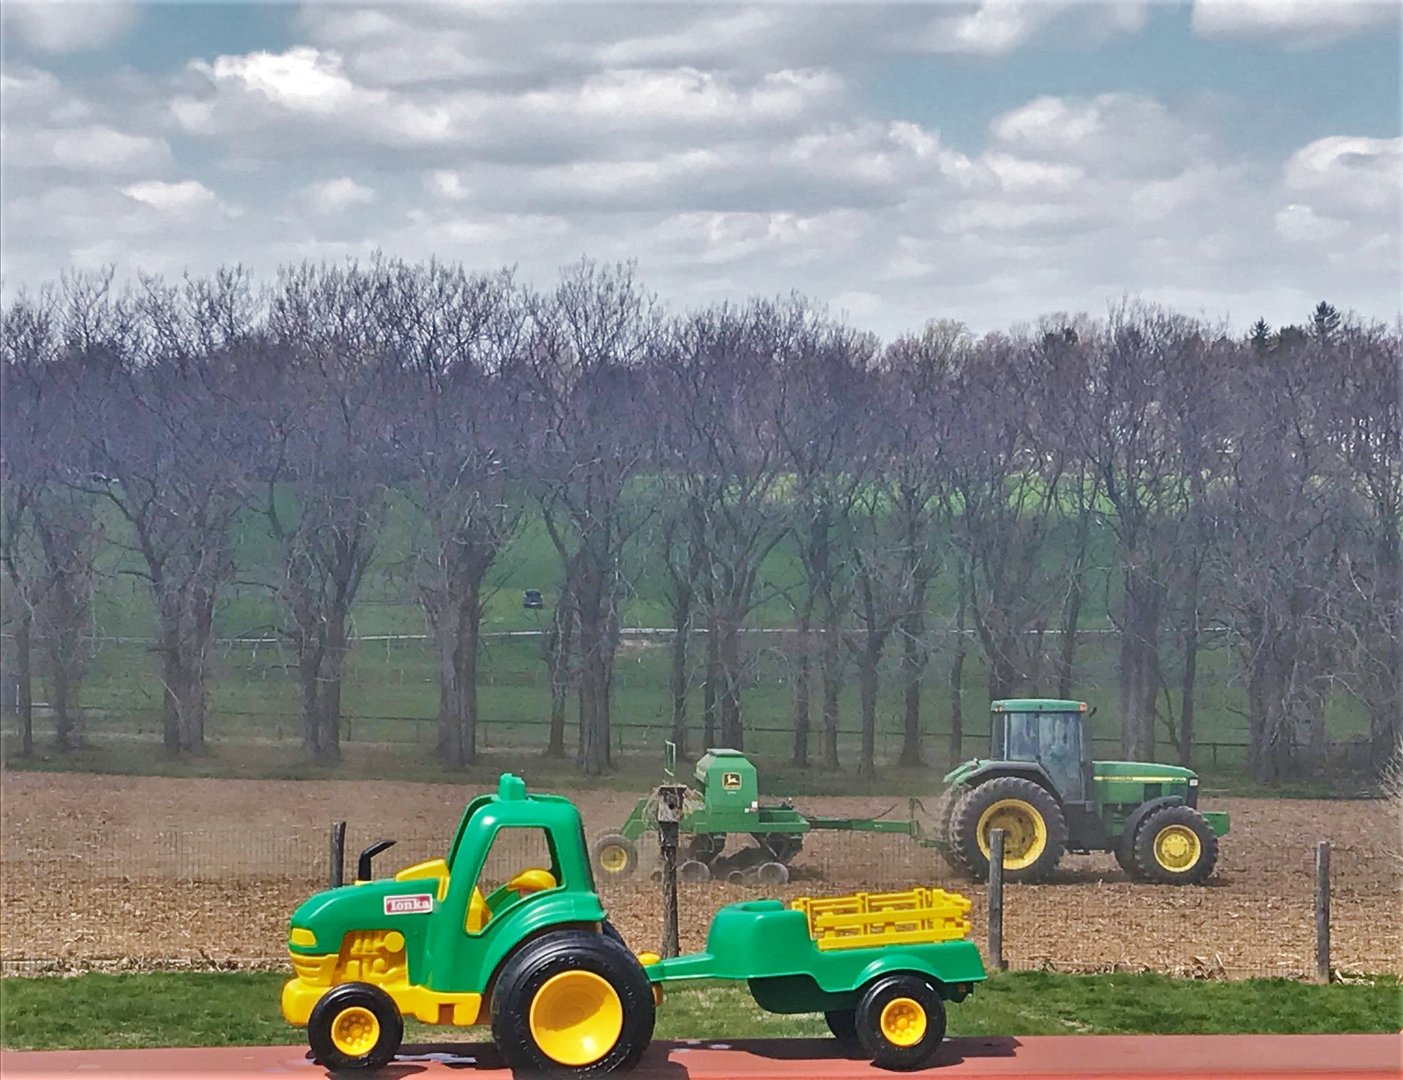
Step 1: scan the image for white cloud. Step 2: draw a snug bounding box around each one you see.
[990,93,1205,177]
[302,177,377,215]
[1192,0,1399,46]
[917,1,1152,55]
[2,0,138,54]
[121,179,219,213]
[1281,135,1402,216]
[4,123,170,174]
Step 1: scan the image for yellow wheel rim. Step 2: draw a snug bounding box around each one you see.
[1153,824,1201,871]
[976,798,1048,870]
[598,844,629,874]
[879,997,927,1048]
[329,1005,381,1058]
[528,970,624,1066]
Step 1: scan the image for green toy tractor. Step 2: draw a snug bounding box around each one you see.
[937,699,1230,884]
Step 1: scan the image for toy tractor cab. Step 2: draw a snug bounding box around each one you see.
[281,774,655,1074]
[938,699,1230,884]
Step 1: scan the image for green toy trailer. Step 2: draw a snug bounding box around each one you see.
[592,746,914,885]
[644,885,985,1071]
[934,699,1232,884]
[282,773,984,1075]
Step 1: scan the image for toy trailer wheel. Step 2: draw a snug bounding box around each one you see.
[1133,805,1219,885]
[307,982,404,1072]
[491,929,656,1076]
[825,1008,859,1047]
[951,776,1067,883]
[854,973,947,1071]
[592,833,639,879]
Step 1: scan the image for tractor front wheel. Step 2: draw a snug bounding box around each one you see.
[951,777,1067,883]
[307,982,404,1071]
[1134,805,1218,885]
[491,929,656,1076]
[854,973,947,1070]
[592,833,639,880]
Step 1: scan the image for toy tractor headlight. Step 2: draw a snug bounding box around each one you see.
[290,927,317,948]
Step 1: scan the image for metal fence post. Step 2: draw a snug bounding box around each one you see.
[1315,840,1331,984]
[657,784,687,959]
[988,828,1006,972]
[329,821,346,889]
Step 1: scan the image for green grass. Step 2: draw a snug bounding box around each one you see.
[2,972,1398,1051]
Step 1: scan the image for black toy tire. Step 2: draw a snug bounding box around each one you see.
[825,1008,859,1046]
[1133,805,1218,885]
[951,776,1067,883]
[490,929,656,1076]
[854,973,947,1071]
[307,981,404,1072]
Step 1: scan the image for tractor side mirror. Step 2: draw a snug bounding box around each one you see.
[356,839,397,883]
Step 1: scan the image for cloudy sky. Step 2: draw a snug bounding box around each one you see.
[2,0,1399,338]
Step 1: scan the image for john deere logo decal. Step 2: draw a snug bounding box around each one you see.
[722,771,742,791]
[384,894,433,915]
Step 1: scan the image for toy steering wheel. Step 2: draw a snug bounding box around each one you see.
[505,868,556,895]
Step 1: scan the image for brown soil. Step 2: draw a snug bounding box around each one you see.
[2,773,1397,978]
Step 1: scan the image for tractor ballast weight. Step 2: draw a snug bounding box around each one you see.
[938,699,1231,884]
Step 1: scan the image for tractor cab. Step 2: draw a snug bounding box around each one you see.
[990,699,1093,805]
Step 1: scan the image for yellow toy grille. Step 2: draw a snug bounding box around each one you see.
[790,886,972,951]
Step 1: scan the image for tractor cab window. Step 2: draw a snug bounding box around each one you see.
[1003,714,1039,761]
[463,827,562,936]
[1041,712,1087,802]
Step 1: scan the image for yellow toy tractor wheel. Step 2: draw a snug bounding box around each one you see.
[491,928,655,1076]
[307,981,403,1072]
[1133,805,1218,885]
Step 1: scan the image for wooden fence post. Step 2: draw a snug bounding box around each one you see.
[329,820,346,889]
[657,784,688,959]
[988,828,1006,972]
[1315,840,1331,984]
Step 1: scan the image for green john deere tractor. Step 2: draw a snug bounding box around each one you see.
[937,699,1230,885]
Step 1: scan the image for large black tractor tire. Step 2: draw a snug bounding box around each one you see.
[1133,805,1218,885]
[1113,837,1144,880]
[491,929,656,1076]
[951,777,1067,883]
[307,981,404,1072]
[592,833,639,880]
[931,786,969,873]
[854,973,947,1071]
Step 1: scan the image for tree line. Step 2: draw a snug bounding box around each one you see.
[1,259,1397,782]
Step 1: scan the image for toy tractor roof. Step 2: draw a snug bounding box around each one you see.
[991,699,1088,712]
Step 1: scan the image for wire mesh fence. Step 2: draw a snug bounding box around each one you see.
[3,808,1396,980]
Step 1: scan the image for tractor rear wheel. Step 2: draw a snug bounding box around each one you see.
[491,929,655,1076]
[307,981,404,1071]
[951,777,1067,883]
[592,834,639,880]
[1133,805,1218,885]
[854,973,946,1070]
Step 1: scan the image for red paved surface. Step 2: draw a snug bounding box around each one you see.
[2,1035,1400,1078]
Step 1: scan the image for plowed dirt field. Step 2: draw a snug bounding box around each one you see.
[2,773,1397,977]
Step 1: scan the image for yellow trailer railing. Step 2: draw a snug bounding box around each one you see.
[791,886,972,951]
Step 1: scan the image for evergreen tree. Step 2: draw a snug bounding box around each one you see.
[1312,301,1341,342]
[1249,318,1272,351]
